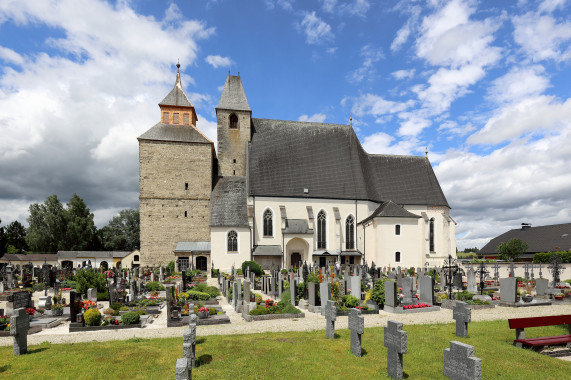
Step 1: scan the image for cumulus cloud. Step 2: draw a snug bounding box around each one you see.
[361,132,418,156]
[488,65,550,104]
[351,93,410,121]
[390,4,421,52]
[321,0,370,17]
[298,113,327,122]
[391,68,415,80]
[513,11,571,62]
[205,55,234,68]
[299,11,334,45]
[0,0,214,226]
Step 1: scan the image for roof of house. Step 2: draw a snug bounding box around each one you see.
[57,251,132,259]
[0,253,58,262]
[478,223,571,254]
[210,176,249,227]
[159,66,194,108]
[359,201,421,224]
[248,118,449,207]
[217,75,251,111]
[174,241,211,252]
[252,245,282,256]
[137,122,212,144]
[283,219,313,234]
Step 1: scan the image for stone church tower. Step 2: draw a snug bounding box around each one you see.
[138,64,215,266]
[216,75,251,176]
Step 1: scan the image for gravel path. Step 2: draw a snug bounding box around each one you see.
[2,281,571,348]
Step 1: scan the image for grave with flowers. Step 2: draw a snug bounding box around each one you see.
[383,280,441,314]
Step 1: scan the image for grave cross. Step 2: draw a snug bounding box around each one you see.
[523,263,530,281]
[384,320,407,379]
[538,263,543,278]
[475,263,488,295]
[183,314,197,369]
[442,255,459,300]
[324,300,337,339]
[548,255,563,287]
[453,301,471,337]
[443,341,482,380]
[508,262,517,278]
[348,308,365,357]
[530,262,534,280]
[10,308,30,355]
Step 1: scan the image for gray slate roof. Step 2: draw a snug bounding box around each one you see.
[359,201,421,224]
[217,75,251,111]
[253,245,282,256]
[248,118,449,207]
[138,122,212,144]
[174,241,211,252]
[159,70,194,108]
[283,219,313,234]
[0,253,58,262]
[210,176,249,227]
[57,251,132,258]
[478,223,571,254]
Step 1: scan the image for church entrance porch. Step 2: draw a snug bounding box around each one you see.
[285,238,309,268]
[290,252,301,269]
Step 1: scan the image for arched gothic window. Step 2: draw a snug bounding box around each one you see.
[345,215,355,249]
[228,230,238,252]
[317,210,326,249]
[229,114,238,129]
[429,218,435,252]
[263,209,273,237]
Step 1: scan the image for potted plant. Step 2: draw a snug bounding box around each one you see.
[521,292,533,303]
[52,304,64,316]
[553,294,564,300]
[197,307,209,319]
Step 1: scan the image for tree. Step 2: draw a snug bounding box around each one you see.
[5,221,28,253]
[99,209,140,251]
[497,238,528,262]
[26,194,66,252]
[64,193,97,250]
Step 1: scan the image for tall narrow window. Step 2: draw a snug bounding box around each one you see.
[185,183,188,190]
[395,225,401,235]
[395,252,401,262]
[183,113,189,125]
[263,209,273,237]
[429,218,435,252]
[184,211,187,218]
[173,113,180,124]
[229,114,238,129]
[162,112,169,123]
[228,230,238,252]
[345,215,355,249]
[317,210,326,249]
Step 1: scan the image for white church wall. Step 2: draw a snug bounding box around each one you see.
[210,226,251,272]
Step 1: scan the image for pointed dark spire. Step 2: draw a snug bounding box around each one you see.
[159,62,193,108]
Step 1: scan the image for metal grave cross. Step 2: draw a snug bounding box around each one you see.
[548,255,563,287]
[523,263,530,281]
[508,262,517,278]
[384,320,407,379]
[492,263,500,283]
[324,300,337,339]
[453,301,471,337]
[348,308,365,357]
[442,255,460,300]
[475,263,488,295]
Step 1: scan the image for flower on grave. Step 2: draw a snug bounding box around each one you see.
[81,300,97,310]
[26,308,35,315]
[355,306,363,311]
[197,307,209,313]
[415,294,419,299]
[61,287,72,291]
[104,270,114,278]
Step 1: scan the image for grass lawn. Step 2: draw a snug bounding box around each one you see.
[1,319,569,379]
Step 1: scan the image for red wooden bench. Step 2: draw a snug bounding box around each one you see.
[508,314,571,349]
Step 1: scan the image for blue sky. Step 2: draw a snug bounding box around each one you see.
[1,0,570,250]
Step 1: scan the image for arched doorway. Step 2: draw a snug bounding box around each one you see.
[285,238,309,268]
[196,256,207,271]
[62,260,73,269]
[100,261,109,270]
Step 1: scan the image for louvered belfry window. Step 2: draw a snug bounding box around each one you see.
[229,114,238,129]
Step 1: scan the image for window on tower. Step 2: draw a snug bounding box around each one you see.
[173,113,180,124]
[162,112,169,123]
[345,215,355,249]
[183,113,189,125]
[229,114,238,129]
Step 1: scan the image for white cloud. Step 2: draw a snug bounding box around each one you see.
[298,113,327,123]
[265,0,294,11]
[351,93,410,121]
[513,11,571,62]
[346,45,383,83]
[361,132,418,155]
[437,120,476,138]
[391,68,415,80]
[299,11,334,45]
[468,95,571,145]
[488,65,550,104]
[196,114,218,149]
[390,4,420,52]
[0,45,24,65]
[538,0,567,14]
[205,55,234,68]
[322,0,370,17]
[397,111,432,137]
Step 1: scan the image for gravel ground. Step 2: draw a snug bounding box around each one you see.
[2,280,571,361]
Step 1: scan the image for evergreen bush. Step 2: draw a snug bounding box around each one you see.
[186,290,211,301]
[146,281,165,291]
[241,261,264,276]
[121,311,140,325]
[84,308,102,327]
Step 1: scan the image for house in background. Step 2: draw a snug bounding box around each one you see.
[478,223,571,260]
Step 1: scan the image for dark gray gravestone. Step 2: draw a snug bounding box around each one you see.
[183,314,197,369]
[419,276,434,305]
[385,280,397,308]
[499,277,517,303]
[182,271,187,291]
[453,301,471,337]
[10,308,30,355]
[384,320,407,379]
[308,282,318,306]
[232,281,238,310]
[401,277,413,303]
[324,300,337,339]
[443,341,481,380]
[348,308,365,357]
[69,291,81,322]
[453,272,463,289]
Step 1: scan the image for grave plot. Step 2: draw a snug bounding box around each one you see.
[498,277,553,307]
[383,280,441,314]
[166,283,230,327]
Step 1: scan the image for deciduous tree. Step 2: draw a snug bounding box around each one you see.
[497,238,528,262]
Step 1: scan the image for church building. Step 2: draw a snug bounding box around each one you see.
[138,66,456,272]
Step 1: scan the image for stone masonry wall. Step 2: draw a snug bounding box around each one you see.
[217,109,250,177]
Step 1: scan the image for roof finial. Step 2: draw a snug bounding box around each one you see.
[175,60,181,87]
[425,147,428,157]
[350,113,353,127]
[176,59,180,70]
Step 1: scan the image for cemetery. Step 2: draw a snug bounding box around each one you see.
[0,258,570,379]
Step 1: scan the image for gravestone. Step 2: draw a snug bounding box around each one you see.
[419,276,434,305]
[87,288,97,302]
[324,300,337,339]
[308,282,318,306]
[396,268,403,288]
[38,295,52,310]
[183,314,197,369]
[401,277,413,303]
[453,301,471,337]
[69,291,81,322]
[467,268,477,293]
[388,271,397,281]
[350,275,361,299]
[243,280,251,306]
[453,271,463,290]
[499,277,517,303]
[348,308,365,357]
[443,341,481,380]
[319,282,331,316]
[182,271,187,291]
[232,281,238,310]
[10,308,30,355]
[175,358,190,380]
[290,278,297,306]
[535,278,549,297]
[384,320,407,379]
[385,280,398,308]
[237,279,242,304]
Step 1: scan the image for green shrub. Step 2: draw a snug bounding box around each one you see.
[342,294,360,308]
[455,290,474,301]
[533,251,571,263]
[186,290,211,301]
[146,282,165,291]
[33,283,45,292]
[370,279,390,307]
[280,303,301,314]
[84,308,102,327]
[255,293,263,304]
[191,283,220,298]
[208,308,217,316]
[74,269,107,295]
[97,292,109,301]
[296,282,305,300]
[61,280,77,289]
[119,306,130,311]
[241,261,264,276]
[121,311,140,325]
[249,306,268,315]
[110,302,122,312]
[166,261,175,276]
